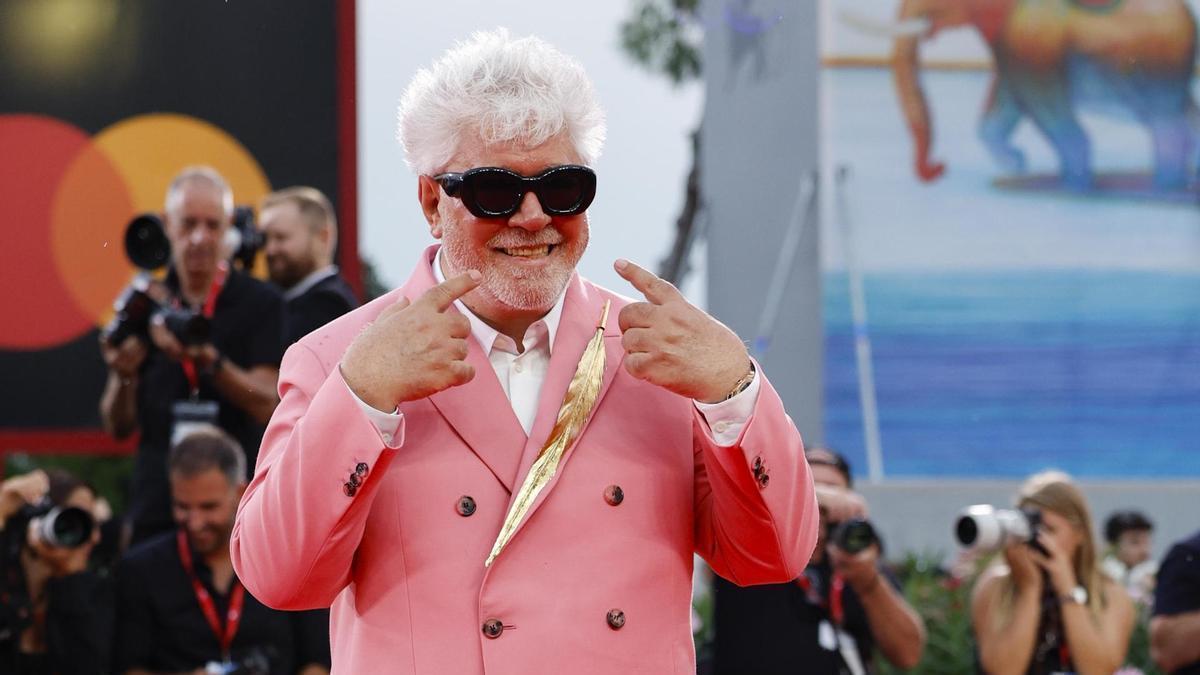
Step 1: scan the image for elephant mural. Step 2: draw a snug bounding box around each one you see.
[890,0,1199,190]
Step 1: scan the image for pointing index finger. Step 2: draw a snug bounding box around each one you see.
[614,258,681,305]
[422,270,482,312]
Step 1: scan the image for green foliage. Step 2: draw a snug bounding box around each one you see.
[6,452,133,515]
[619,0,703,85]
[878,553,977,675]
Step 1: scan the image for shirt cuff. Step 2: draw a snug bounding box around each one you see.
[693,373,761,447]
[343,377,405,449]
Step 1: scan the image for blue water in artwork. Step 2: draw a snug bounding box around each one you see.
[820,65,1200,479]
[823,270,1200,478]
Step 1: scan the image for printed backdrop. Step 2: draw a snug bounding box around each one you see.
[818,0,1200,477]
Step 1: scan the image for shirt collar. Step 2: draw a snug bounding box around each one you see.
[433,247,566,355]
[283,265,339,302]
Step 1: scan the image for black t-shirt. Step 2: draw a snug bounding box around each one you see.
[130,269,284,542]
[114,530,331,675]
[284,270,358,345]
[1154,529,1200,675]
[711,558,891,675]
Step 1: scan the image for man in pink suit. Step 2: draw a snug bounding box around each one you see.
[232,29,819,674]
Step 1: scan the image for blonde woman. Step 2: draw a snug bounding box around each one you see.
[972,471,1135,674]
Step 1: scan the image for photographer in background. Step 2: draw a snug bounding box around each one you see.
[114,426,330,675]
[1151,527,1200,674]
[0,469,112,674]
[1101,509,1157,602]
[972,471,1134,675]
[99,166,284,545]
[712,448,925,674]
[258,187,358,345]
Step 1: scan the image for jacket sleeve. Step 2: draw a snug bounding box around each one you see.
[692,370,819,586]
[231,342,398,610]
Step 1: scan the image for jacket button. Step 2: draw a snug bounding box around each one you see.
[348,472,362,488]
[603,485,624,506]
[606,609,626,630]
[457,495,477,517]
[482,618,504,638]
[752,456,763,474]
[757,471,770,488]
[355,462,369,477]
[343,482,357,497]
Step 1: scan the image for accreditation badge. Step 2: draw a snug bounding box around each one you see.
[170,398,220,447]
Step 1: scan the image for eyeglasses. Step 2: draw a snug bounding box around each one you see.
[432,164,597,219]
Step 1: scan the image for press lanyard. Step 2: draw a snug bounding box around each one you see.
[180,263,228,395]
[176,529,245,659]
[796,571,847,626]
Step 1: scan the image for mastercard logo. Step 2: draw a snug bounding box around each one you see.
[0,113,270,350]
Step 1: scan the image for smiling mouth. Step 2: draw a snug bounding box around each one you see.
[497,244,555,258]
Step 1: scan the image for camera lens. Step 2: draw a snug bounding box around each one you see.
[955,516,979,547]
[832,518,878,555]
[41,506,95,548]
[124,214,171,271]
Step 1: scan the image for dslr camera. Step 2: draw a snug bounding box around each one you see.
[829,518,880,555]
[18,499,96,549]
[103,207,261,347]
[954,505,1044,553]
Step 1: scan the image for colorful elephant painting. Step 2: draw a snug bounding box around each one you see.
[891,0,1199,190]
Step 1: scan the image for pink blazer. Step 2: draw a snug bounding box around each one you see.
[232,246,818,674]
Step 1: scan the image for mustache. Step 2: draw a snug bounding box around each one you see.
[487,231,563,249]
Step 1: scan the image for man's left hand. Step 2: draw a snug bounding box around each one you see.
[614,259,751,403]
[829,543,883,595]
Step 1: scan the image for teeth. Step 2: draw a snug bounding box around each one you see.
[502,245,551,257]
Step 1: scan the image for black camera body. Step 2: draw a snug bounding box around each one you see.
[830,518,880,555]
[156,307,212,346]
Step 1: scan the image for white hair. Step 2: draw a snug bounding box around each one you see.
[165,165,234,216]
[397,28,606,175]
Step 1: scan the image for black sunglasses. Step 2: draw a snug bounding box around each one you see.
[432,164,597,219]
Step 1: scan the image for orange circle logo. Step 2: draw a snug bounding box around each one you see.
[0,113,270,350]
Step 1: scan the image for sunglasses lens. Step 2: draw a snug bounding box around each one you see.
[539,170,590,213]
[470,172,523,215]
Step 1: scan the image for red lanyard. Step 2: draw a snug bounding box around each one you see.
[176,529,245,658]
[796,571,846,626]
[180,263,229,394]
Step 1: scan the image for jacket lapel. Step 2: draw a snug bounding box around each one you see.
[497,275,624,547]
[407,247,527,494]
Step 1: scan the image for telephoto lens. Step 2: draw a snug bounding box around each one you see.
[124,213,171,271]
[831,518,879,555]
[36,506,95,548]
[954,505,1043,552]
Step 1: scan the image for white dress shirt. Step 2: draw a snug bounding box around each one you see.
[348,249,759,449]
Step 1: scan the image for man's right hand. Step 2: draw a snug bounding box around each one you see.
[341,271,481,412]
[100,335,148,378]
[0,470,49,526]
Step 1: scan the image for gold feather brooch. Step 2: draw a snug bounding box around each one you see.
[485,299,611,567]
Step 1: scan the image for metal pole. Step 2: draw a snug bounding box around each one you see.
[752,170,818,359]
[835,165,885,483]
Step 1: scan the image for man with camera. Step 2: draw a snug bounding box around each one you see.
[100,166,285,545]
[258,187,358,345]
[0,469,112,674]
[713,448,925,674]
[114,426,330,675]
